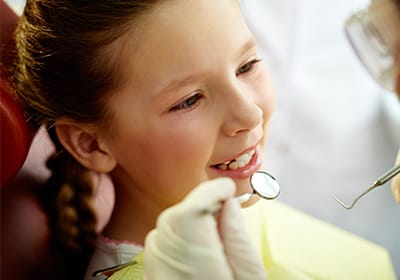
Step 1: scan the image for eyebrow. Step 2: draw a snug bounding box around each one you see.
[160,73,205,96]
[237,37,257,59]
[159,37,257,95]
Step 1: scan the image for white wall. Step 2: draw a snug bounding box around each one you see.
[241,0,400,276]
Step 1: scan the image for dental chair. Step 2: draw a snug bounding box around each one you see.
[0,2,114,279]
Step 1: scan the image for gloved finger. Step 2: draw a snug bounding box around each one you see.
[168,177,237,244]
[219,198,267,279]
[181,177,236,214]
[144,226,233,280]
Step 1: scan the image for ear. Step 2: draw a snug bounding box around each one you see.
[55,121,117,173]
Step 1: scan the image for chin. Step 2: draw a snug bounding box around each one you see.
[235,177,253,194]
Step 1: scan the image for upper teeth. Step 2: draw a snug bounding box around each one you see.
[217,150,255,170]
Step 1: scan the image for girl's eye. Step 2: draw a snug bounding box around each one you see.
[169,93,203,112]
[236,58,262,76]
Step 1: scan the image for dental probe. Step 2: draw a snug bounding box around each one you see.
[335,164,400,209]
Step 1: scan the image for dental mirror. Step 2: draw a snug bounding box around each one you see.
[237,171,280,204]
[204,170,280,214]
[251,170,280,199]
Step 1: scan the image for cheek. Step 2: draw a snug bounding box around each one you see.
[122,120,214,182]
[256,69,276,122]
[253,69,276,150]
[151,120,212,163]
[107,121,214,205]
[147,121,216,198]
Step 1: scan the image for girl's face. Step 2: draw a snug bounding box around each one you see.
[103,0,276,210]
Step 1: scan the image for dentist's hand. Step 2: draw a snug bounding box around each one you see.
[143,178,267,280]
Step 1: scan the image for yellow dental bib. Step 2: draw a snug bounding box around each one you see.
[109,200,396,279]
[243,200,396,279]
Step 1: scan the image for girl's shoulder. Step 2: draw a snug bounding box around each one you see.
[84,235,143,280]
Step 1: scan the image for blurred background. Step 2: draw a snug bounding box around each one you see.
[5,0,400,276]
[241,0,400,276]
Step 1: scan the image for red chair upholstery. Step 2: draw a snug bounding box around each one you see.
[0,3,115,279]
[0,1,34,188]
[1,3,52,279]
[0,81,33,187]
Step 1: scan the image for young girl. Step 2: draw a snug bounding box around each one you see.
[11,0,275,278]
[11,0,399,279]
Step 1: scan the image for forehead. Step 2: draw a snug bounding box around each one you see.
[114,0,253,94]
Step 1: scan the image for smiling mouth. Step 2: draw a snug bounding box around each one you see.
[212,149,256,171]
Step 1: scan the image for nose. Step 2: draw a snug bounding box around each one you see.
[221,83,263,136]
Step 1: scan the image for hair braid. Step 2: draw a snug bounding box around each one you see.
[41,127,97,279]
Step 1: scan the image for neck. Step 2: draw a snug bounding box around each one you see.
[102,182,165,245]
